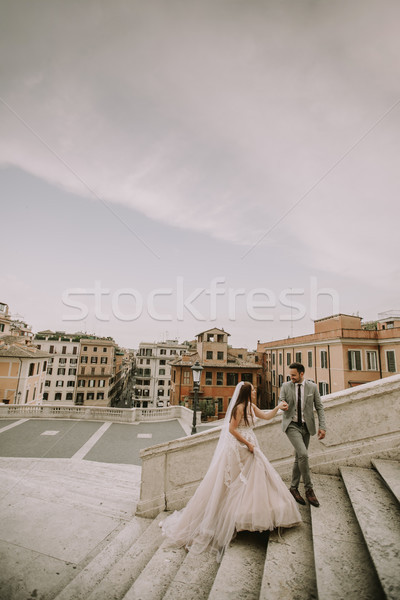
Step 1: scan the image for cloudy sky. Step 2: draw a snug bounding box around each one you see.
[1,0,399,350]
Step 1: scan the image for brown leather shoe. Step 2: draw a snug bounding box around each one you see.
[306,488,320,507]
[289,487,306,505]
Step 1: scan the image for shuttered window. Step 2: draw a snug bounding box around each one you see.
[348,350,362,371]
[387,351,396,373]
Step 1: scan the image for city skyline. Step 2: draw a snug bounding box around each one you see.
[1,0,399,350]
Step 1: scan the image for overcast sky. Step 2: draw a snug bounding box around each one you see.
[1,0,399,350]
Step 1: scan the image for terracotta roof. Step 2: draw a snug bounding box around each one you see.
[0,341,52,358]
[169,352,260,369]
[195,327,231,337]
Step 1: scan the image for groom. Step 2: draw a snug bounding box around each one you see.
[279,362,326,507]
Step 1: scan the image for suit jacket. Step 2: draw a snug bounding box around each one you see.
[279,380,326,435]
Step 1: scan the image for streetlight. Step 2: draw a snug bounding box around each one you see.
[191,361,203,435]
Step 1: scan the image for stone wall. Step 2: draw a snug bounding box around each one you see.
[136,374,400,518]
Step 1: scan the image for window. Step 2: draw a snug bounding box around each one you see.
[387,321,394,329]
[59,358,67,364]
[81,367,85,375]
[144,369,151,376]
[43,392,48,401]
[321,351,328,369]
[272,392,275,403]
[89,380,95,388]
[319,382,329,395]
[160,349,166,355]
[101,368,105,375]
[206,351,213,359]
[87,393,94,400]
[101,357,108,364]
[366,351,378,371]
[348,350,362,371]
[158,380,165,386]
[93,347,97,352]
[36,363,40,374]
[68,368,77,375]
[183,371,191,385]
[146,359,150,365]
[47,368,53,375]
[91,357,98,364]
[62,346,67,354]
[272,370,276,385]
[97,392,104,400]
[28,363,35,376]
[158,389,164,396]
[0,324,4,332]
[387,350,396,373]
[49,345,54,354]
[83,346,88,351]
[55,393,62,401]
[73,347,78,355]
[160,360,166,365]
[205,371,213,385]
[308,351,313,368]
[76,393,84,403]
[159,368,165,375]
[241,373,253,383]
[217,372,223,385]
[70,358,77,364]
[217,351,224,360]
[279,353,282,366]
[227,373,238,386]
[218,398,223,412]
[295,352,302,363]
[217,334,224,342]
[286,353,291,366]
[238,354,243,359]
[170,349,177,355]
[81,356,88,364]
[278,374,283,387]
[91,368,95,375]
[57,368,66,375]
[45,380,51,387]
[103,347,107,352]
[272,354,275,365]
[99,380,105,387]
[66,393,73,401]
[42,361,47,372]
[56,380,64,387]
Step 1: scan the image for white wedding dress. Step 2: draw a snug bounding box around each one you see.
[161,386,301,561]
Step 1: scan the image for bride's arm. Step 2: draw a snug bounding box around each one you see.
[229,405,254,452]
[252,401,288,421]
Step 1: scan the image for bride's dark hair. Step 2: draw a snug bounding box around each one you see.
[230,382,253,426]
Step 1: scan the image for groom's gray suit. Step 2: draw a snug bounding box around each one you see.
[280,380,326,490]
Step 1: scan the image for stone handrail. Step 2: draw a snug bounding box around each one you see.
[0,403,201,427]
[136,374,400,518]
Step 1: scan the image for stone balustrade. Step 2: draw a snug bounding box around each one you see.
[0,403,201,429]
[136,374,400,518]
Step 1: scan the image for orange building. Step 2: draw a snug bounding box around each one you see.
[75,338,116,406]
[257,311,400,406]
[170,328,262,417]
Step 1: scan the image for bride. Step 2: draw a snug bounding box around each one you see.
[161,381,302,561]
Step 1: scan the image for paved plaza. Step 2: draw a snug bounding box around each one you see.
[0,416,216,599]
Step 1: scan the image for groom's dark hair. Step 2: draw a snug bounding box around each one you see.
[289,362,305,374]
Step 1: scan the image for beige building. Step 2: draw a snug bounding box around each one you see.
[258,311,400,406]
[0,338,50,404]
[34,331,80,403]
[75,338,117,406]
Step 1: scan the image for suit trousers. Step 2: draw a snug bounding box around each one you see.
[285,421,312,490]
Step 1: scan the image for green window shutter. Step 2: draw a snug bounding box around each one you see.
[355,351,362,371]
[348,351,353,370]
[387,351,396,372]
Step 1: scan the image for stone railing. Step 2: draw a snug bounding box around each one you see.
[136,374,400,518]
[0,403,201,427]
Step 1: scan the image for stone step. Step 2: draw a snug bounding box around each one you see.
[372,459,400,504]
[163,545,220,600]
[54,516,150,600]
[260,502,317,600]
[122,539,186,600]
[85,513,165,600]
[341,466,400,600]
[208,530,268,600]
[310,474,384,600]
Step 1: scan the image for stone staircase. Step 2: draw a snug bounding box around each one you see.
[53,459,399,600]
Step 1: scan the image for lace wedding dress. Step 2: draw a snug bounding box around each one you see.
[161,384,301,561]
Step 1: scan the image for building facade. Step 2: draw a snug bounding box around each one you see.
[0,339,50,404]
[34,331,80,403]
[76,338,117,406]
[134,340,189,408]
[170,328,262,417]
[257,311,400,406]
